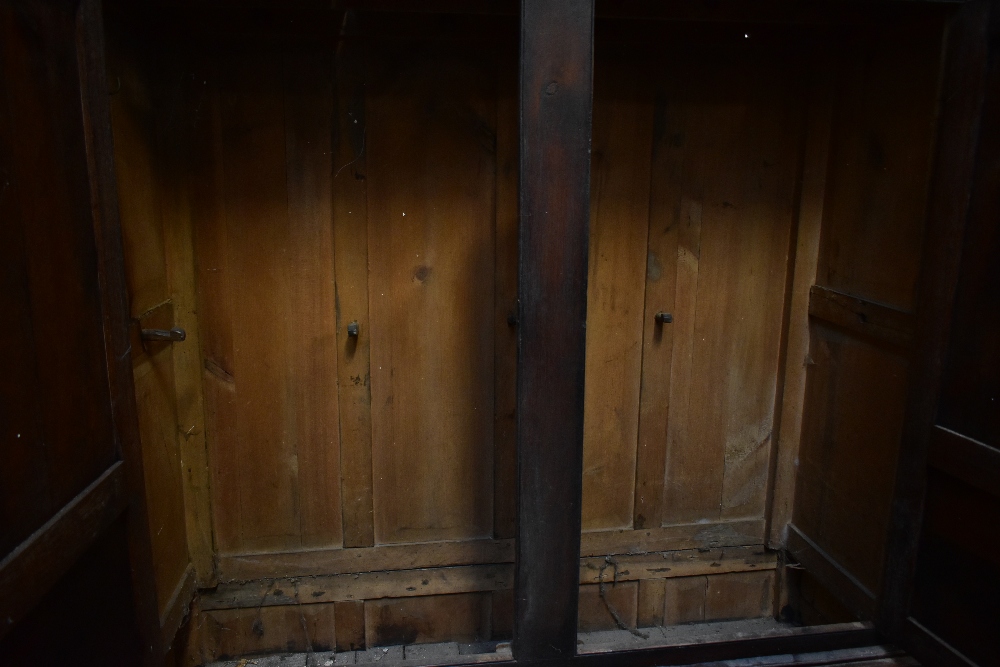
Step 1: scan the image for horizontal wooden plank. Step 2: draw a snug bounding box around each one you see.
[573,622,880,667]
[218,521,764,582]
[927,425,1000,497]
[787,523,877,621]
[201,564,514,611]
[203,547,775,612]
[581,519,766,557]
[580,546,777,584]
[217,539,514,582]
[0,461,126,638]
[808,285,916,349]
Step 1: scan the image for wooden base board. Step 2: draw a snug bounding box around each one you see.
[196,622,895,667]
[187,548,779,662]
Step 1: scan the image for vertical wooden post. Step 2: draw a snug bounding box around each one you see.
[514,0,594,661]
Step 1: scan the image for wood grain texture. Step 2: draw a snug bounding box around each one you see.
[579,546,776,584]
[663,576,708,625]
[284,51,343,549]
[581,519,764,557]
[637,579,666,628]
[817,20,942,312]
[219,539,514,582]
[660,52,804,525]
[159,62,216,587]
[807,286,916,351]
[581,53,654,532]
[705,571,776,621]
[365,594,491,647]
[515,0,594,657]
[190,56,242,555]
[335,600,366,651]
[132,340,190,619]
[333,20,376,549]
[578,582,639,632]
[493,48,519,542]
[194,48,343,552]
[632,71,682,533]
[109,57,192,618]
[221,50,297,551]
[196,603,337,661]
[202,564,514,610]
[366,39,496,545]
[767,70,833,548]
[793,323,909,593]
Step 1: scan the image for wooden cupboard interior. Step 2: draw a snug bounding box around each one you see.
[2,0,997,665]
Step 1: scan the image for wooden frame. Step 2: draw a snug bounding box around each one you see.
[511,1,996,666]
[3,0,992,663]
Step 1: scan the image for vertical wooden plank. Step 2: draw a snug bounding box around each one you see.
[817,20,943,313]
[365,594,491,647]
[493,45,520,542]
[633,80,682,532]
[637,579,666,628]
[663,576,707,625]
[578,582,638,633]
[367,41,496,545]
[283,51,343,549]
[132,342,190,620]
[109,49,193,617]
[491,589,515,640]
[581,54,653,532]
[220,51,298,551]
[767,64,833,548]
[515,0,594,659]
[200,604,337,660]
[335,600,366,651]
[333,14,376,550]
[716,61,804,521]
[662,55,801,525]
[190,55,243,555]
[705,571,775,621]
[161,53,216,586]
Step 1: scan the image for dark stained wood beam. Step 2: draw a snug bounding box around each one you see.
[514,0,594,661]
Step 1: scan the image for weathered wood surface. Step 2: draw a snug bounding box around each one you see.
[792,14,945,621]
[109,45,195,614]
[366,37,497,545]
[515,0,595,659]
[767,67,832,548]
[192,47,344,553]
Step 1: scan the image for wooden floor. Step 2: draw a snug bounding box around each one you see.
[204,620,917,667]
